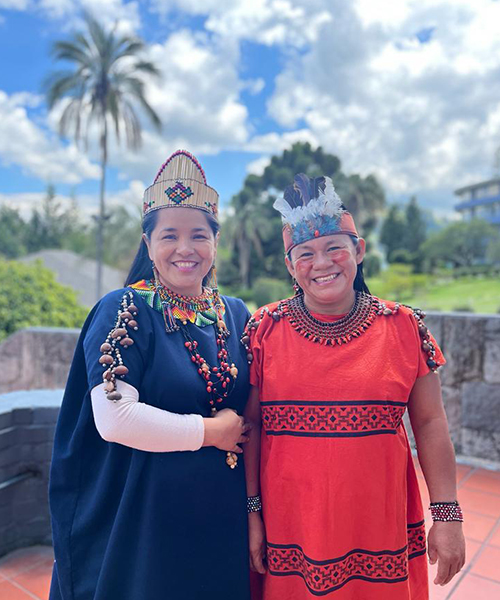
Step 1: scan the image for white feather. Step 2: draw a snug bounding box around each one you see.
[273,176,344,225]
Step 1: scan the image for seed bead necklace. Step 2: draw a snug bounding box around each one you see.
[241,291,440,373]
[154,282,240,469]
[283,291,380,345]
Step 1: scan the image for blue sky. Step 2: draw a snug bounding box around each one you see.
[1,0,499,219]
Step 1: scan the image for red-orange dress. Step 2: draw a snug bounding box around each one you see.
[246,296,445,600]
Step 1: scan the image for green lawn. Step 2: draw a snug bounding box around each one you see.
[368,275,500,314]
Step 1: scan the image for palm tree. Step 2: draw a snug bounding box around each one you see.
[45,12,162,300]
[225,188,274,289]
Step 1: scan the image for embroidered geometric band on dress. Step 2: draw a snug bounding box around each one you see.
[407,520,427,559]
[261,400,407,438]
[267,521,426,596]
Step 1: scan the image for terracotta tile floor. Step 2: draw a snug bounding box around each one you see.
[0,463,499,599]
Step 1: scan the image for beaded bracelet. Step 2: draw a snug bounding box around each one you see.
[247,495,262,513]
[430,501,464,522]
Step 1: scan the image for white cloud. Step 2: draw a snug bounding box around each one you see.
[101,30,251,181]
[244,78,265,95]
[0,179,144,218]
[2,18,252,188]
[5,0,143,33]
[264,0,500,200]
[3,0,500,216]
[151,0,332,47]
[245,129,318,154]
[0,0,30,8]
[246,155,271,176]
[0,91,100,184]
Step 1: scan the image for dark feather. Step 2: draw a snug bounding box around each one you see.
[283,174,329,209]
[284,173,312,208]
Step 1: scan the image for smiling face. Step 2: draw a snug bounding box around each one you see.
[144,207,218,297]
[286,234,366,315]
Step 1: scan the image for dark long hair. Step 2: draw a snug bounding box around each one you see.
[124,209,220,287]
[353,262,370,294]
[351,236,370,294]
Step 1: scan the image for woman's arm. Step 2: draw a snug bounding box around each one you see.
[408,371,466,586]
[91,380,247,453]
[244,385,266,574]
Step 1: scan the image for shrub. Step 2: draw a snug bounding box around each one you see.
[363,254,382,278]
[452,305,475,313]
[367,264,430,302]
[251,277,292,307]
[0,258,87,341]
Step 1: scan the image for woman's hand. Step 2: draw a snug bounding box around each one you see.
[202,408,250,453]
[249,512,266,574]
[428,522,466,586]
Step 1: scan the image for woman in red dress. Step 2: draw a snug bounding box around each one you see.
[243,174,465,600]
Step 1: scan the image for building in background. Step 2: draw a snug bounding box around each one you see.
[455,178,500,226]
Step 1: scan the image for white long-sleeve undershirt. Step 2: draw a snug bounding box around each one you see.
[91,380,205,452]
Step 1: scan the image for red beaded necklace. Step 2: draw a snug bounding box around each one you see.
[180,321,239,409]
[154,282,240,469]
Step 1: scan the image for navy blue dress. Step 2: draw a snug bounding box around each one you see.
[49,289,251,600]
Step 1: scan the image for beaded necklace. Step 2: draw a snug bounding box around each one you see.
[241,292,440,373]
[282,292,382,345]
[150,282,238,403]
[149,280,240,469]
[242,292,389,352]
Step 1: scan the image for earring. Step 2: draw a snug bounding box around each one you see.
[292,278,303,295]
[207,264,218,292]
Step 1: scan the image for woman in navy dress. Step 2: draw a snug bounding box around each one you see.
[49,151,251,600]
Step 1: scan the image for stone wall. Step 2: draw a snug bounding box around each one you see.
[0,390,62,557]
[406,311,500,463]
[0,327,79,394]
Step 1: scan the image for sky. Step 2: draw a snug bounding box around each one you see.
[0,0,499,220]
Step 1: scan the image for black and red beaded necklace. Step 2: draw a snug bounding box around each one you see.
[153,282,239,408]
[154,282,240,469]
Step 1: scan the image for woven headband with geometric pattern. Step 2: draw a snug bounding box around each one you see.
[273,173,358,253]
[143,150,219,220]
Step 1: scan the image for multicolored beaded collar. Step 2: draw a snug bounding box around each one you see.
[129,279,224,329]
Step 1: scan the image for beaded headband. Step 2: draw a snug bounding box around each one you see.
[273,174,358,253]
[143,150,219,220]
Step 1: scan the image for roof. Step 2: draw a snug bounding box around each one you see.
[19,249,126,307]
[455,177,500,195]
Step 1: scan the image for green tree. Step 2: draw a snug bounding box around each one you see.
[405,196,427,271]
[25,184,79,252]
[380,205,406,262]
[380,197,428,269]
[0,258,87,341]
[223,188,276,289]
[45,11,162,300]
[405,196,427,253]
[367,264,430,303]
[0,206,28,258]
[487,237,500,265]
[84,204,142,271]
[421,219,499,269]
[225,142,385,289]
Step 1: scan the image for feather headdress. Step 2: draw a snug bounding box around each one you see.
[273,174,358,253]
